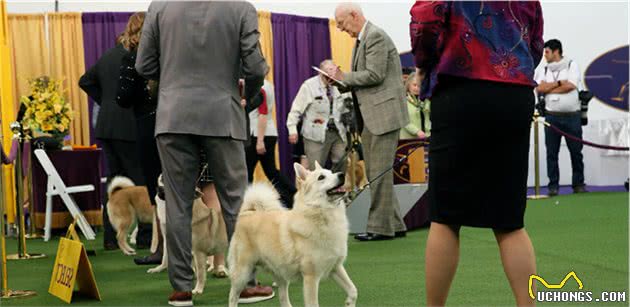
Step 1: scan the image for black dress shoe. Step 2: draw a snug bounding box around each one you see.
[395,231,407,238]
[134,252,163,265]
[573,185,589,193]
[354,233,394,241]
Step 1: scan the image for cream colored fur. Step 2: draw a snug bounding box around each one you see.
[228,162,357,307]
[147,175,228,295]
[106,176,154,256]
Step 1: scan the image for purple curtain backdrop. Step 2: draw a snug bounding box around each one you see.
[271,13,331,180]
[81,12,133,145]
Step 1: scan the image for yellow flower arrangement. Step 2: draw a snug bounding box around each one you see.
[20,76,74,138]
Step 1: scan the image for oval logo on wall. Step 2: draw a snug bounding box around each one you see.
[584,45,629,112]
[393,140,427,185]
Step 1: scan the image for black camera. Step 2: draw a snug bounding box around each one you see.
[535,94,546,116]
[578,90,593,126]
[340,97,355,130]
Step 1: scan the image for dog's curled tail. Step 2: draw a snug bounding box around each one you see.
[240,183,284,215]
[107,176,135,198]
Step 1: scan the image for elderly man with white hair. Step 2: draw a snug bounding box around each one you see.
[287,59,352,172]
[328,3,409,241]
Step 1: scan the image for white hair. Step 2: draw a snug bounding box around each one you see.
[319,59,335,70]
[335,2,363,17]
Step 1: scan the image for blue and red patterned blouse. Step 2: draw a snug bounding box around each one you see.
[410,1,544,99]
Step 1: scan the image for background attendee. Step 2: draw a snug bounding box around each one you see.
[402,66,415,83]
[287,59,352,172]
[246,80,296,207]
[329,3,409,242]
[535,39,587,196]
[115,12,162,265]
[410,1,543,305]
[135,1,272,306]
[79,22,146,251]
[400,71,430,140]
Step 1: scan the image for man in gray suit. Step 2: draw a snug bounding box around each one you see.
[329,3,409,241]
[136,2,272,306]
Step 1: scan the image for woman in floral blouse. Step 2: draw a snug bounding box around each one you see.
[410,1,543,305]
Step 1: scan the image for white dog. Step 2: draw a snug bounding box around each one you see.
[228,161,357,307]
[148,175,228,295]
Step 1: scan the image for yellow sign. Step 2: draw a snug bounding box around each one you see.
[529,271,584,299]
[65,220,81,242]
[48,222,101,303]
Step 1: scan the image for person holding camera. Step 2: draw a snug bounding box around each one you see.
[535,39,587,196]
[286,59,352,172]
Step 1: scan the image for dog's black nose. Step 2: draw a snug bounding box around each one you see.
[338,173,345,183]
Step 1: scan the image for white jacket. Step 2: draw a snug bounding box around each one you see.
[535,58,581,112]
[286,76,352,143]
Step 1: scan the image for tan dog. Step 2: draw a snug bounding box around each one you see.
[106,176,154,255]
[343,152,367,191]
[148,175,228,295]
[228,162,357,307]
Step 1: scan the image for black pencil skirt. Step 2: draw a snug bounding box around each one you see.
[428,76,535,230]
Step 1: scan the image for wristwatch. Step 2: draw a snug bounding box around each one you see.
[557,81,562,87]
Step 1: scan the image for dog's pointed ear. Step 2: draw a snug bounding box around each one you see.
[294,162,309,183]
[314,160,322,170]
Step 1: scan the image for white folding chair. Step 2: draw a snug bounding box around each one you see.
[33,149,96,241]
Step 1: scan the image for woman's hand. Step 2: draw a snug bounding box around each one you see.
[256,140,266,155]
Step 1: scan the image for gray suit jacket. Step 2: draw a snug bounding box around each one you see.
[343,21,408,136]
[136,1,268,140]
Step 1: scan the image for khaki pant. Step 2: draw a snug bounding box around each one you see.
[303,129,347,172]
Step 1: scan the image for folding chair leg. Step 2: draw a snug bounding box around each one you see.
[58,192,96,240]
[44,194,52,241]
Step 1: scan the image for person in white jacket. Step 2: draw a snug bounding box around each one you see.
[286,59,352,171]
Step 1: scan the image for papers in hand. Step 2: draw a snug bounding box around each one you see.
[312,66,346,87]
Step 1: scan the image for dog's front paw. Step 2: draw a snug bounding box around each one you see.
[210,265,229,278]
[192,287,204,295]
[147,266,165,274]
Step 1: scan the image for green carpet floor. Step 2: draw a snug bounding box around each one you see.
[1,192,628,306]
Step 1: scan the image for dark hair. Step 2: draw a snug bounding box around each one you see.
[544,39,563,55]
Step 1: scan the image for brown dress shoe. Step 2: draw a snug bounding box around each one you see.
[239,285,275,304]
[168,291,192,307]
